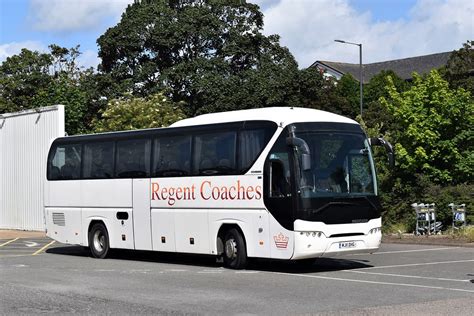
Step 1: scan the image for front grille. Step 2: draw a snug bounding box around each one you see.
[329,233,364,238]
[52,212,65,226]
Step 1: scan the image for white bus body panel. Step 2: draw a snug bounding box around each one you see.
[82,208,134,249]
[45,179,134,249]
[133,179,152,250]
[45,179,132,208]
[269,216,294,259]
[45,208,82,245]
[151,209,176,252]
[149,174,270,256]
[207,209,270,257]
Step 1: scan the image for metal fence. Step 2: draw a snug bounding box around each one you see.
[0,105,65,230]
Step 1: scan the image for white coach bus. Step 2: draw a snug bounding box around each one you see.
[44,107,393,269]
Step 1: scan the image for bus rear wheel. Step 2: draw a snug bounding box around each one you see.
[89,223,110,259]
[223,228,247,269]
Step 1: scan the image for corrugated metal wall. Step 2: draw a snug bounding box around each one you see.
[0,105,65,230]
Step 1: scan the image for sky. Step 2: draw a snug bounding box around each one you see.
[0,0,472,69]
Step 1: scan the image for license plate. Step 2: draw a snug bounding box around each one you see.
[339,241,356,249]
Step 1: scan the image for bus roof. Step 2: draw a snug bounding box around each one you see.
[171,107,357,128]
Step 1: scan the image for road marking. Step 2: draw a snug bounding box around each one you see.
[266,271,474,293]
[24,241,39,248]
[0,254,36,258]
[352,247,461,255]
[13,264,28,268]
[344,270,471,283]
[32,240,55,255]
[356,259,474,270]
[0,238,19,247]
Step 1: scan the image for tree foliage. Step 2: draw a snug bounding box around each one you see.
[363,70,411,135]
[97,0,300,115]
[0,45,91,135]
[444,40,474,94]
[381,70,473,184]
[296,67,359,118]
[0,49,53,112]
[93,92,186,132]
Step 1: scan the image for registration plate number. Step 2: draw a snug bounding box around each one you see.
[339,241,356,249]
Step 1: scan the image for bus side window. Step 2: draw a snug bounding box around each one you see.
[116,139,151,178]
[239,129,266,172]
[83,142,114,179]
[193,131,237,175]
[153,135,191,177]
[48,144,81,180]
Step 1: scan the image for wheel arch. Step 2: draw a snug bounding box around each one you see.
[83,217,109,247]
[216,223,247,256]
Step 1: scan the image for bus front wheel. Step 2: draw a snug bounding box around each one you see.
[223,228,247,269]
[88,222,110,259]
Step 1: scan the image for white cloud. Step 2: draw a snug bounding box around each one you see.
[77,50,101,70]
[0,41,47,63]
[29,0,131,32]
[259,0,474,67]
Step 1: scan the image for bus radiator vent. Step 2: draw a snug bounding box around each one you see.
[52,212,66,226]
[329,233,364,238]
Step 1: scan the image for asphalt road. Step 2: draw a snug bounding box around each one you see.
[0,237,473,315]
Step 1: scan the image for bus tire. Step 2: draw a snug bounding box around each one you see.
[223,228,247,269]
[88,222,110,259]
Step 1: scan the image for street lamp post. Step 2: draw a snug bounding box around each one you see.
[334,39,363,118]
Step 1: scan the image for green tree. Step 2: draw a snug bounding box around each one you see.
[93,92,186,132]
[334,74,359,118]
[0,45,94,135]
[364,70,410,104]
[444,40,474,94]
[297,68,344,116]
[0,49,53,112]
[363,70,410,135]
[381,70,473,184]
[97,0,300,115]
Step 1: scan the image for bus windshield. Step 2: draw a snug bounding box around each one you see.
[292,127,377,198]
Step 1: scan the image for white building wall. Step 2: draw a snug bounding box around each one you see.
[0,105,65,230]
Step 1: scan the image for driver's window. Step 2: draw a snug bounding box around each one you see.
[269,155,290,197]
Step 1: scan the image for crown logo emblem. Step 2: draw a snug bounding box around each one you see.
[273,233,289,249]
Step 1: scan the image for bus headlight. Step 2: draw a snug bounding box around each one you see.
[369,227,381,234]
[299,231,324,237]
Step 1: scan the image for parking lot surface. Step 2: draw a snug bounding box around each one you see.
[1,236,473,315]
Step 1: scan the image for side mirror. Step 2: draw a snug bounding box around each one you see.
[301,153,311,171]
[370,137,395,168]
[286,136,311,170]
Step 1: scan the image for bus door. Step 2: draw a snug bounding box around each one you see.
[132,178,152,250]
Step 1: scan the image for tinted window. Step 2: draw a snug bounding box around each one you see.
[266,133,291,198]
[153,135,191,177]
[194,131,237,175]
[83,142,114,179]
[48,144,82,180]
[116,139,151,178]
[239,128,269,172]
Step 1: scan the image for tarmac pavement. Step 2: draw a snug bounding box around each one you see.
[0,231,473,315]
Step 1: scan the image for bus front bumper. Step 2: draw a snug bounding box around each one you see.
[291,218,382,260]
